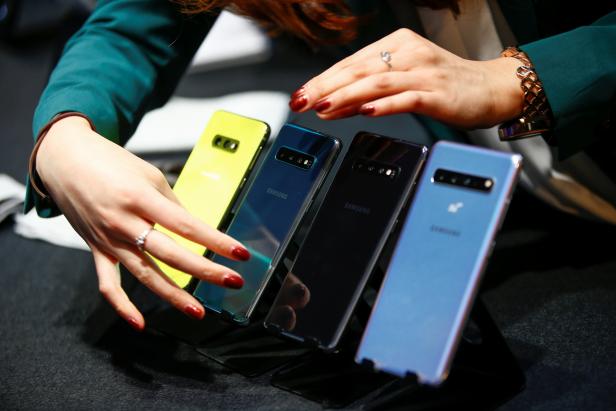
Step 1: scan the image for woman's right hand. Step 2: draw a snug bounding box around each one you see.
[35,116,250,331]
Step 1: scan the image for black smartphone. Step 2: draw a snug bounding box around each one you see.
[264,131,428,350]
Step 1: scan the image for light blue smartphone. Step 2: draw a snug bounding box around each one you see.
[193,123,341,324]
[355,141,522,386]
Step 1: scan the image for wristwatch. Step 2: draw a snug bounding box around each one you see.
[498,46,554,142]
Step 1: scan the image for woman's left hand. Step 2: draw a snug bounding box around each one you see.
[290,28,523,129]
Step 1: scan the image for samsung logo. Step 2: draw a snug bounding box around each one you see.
[430,225,461,237]
[266,187,288,200]
[344,202,371,215]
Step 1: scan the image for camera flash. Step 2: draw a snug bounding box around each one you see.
[385,169,392,176]
[303,159,309,165]
[484,180,493,188]
[229,143,237,150]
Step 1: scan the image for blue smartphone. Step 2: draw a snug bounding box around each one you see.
[264,132,428,350]
[355,141,522,385]
[193,123,341,324]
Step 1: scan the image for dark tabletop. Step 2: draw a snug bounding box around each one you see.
[1,15,616,411]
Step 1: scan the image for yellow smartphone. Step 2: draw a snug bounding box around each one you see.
[152,110,270,288]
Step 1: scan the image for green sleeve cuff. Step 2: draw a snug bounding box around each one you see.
[521,11,616,158]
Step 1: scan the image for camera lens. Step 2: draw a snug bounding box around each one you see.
[463,177,471,186]
[214,137,222,146]
[288,155,294,161]
[450,175,458,184]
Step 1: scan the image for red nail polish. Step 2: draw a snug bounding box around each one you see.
[291,87,305,99]
[223,274,244,289]
[314,99,331,113]
[184,304,204,319]
[289,95,308,111]
[127,317,143,331]
[359,105,375,115]
[232,246,250,261]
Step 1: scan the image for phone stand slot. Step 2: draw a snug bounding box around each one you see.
[195,319,313,377]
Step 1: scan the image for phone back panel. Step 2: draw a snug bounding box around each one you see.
[154,111,269,287]
[356,141,522,385]
[193,123,340,323]
[153,111,269,288]
[264,132,427,350]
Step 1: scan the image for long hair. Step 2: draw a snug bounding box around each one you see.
[176,0,460,45]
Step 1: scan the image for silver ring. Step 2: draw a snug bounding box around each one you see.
[380,51,392,71]
[135,227,154,252]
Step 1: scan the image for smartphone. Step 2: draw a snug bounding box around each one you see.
[264,132,428,350]
[193,123,341,324]
[152,110,269,288]
[355,141,522,385]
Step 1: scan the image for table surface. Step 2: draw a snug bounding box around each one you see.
[1,27,616,411]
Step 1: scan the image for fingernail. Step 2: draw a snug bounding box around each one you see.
[314,99,331,113]
[184,304,204,319]
[232,246,250,261]
[359,105,375,115]
[127,317,143,332]
[223,274,244,289]
[292,283,307,299]
[289,95,308,111]
[291,87,305,99]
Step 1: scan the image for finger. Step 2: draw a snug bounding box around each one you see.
[114,243,206,320]
[276,273,311,310]
[314,71,428,118]
[144,228,244,289]
[135,189,251,262]
[303,30,405,91]
[310,56,412,107]
[92,248,144,331]
[316,104,359,120]
[268,305,297,331]
[298,31,415,108]
[302,60,381,106]
[357,90,437,117]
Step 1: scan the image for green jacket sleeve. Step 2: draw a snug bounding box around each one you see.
[26,0,216,217]
[521,11,616,159]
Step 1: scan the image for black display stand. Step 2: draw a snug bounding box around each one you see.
[147,234,524,408]
[147,306,233,346]
[195,319,314,377]
[270,299,524,409]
